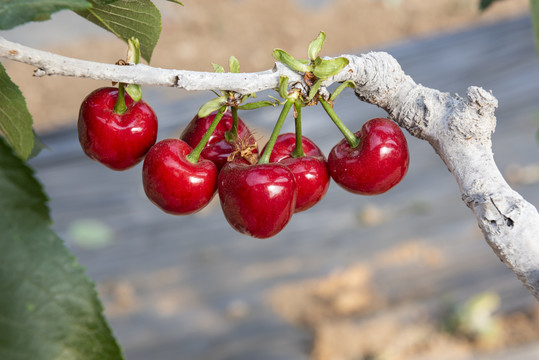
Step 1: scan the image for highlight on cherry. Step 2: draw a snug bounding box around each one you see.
[77,33,409,239]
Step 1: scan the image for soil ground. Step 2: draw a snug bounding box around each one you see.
[0,0,530,131]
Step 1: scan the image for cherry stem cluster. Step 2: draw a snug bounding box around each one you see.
[319,98,360,148]
[258,98,295,164]
[187,106,227,164]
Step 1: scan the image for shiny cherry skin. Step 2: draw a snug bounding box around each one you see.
[78,87,158,170]
[180,111,258,170]
[142,139,218,215]
[328,118,409,195]
[218,159,297,239]
[263,133,330,213]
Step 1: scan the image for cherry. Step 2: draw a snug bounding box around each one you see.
[142,138,218,215]
[180,110,258,170]
[263,133,330,212]
[218,159,297,238]
[328,117,409,195]
[78,87,158,170]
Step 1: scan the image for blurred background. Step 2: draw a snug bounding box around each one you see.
[3,0,539,359]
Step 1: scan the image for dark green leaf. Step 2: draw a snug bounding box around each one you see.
[237,100,277,110]
[166,0,183,5]
[272,49,310,73]
[0,137,123,360]
[531,0,539,59]
[0,63,34,159]
[479,0,503,11]
[308,31,326,61]
[229,56,240,73]
[312,57,349,79]
[77,0,161,63]
[0,0,91,29]
[198,96,226,118]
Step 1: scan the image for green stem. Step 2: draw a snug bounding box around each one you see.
[319,98,360,148]
[291,101,305,158]
[258,98,295,164]
[187,106,227,163]
[224,106,239,143]
[113,83,128,115]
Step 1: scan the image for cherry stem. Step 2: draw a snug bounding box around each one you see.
[291,102,306,158]
[258,98,295,164]
[224,106,239,143]
[113,83,128,115]
[187,106,227,164]
[319,98,360,148]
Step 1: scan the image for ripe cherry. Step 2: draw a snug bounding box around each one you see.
[218,159,297,238]
[78,87,158,170]
[142,138,218,215]
[328,118,409,195]
[264,133,330,212]
[180,111,258,170]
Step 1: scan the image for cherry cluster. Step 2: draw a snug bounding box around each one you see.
[77,33,409,238]
[77,86,409,239]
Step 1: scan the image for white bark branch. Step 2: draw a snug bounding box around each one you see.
[1,36,538,299]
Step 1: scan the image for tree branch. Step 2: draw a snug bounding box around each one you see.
[1,36,538,300]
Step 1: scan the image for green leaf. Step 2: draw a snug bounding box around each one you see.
[229,56,240,73]
[0,0,91,29]
[278,76,289,99]
[166,0,183,5]
[272,49,310,73]
[197,96,226,118]
[479,0,503,11]
[0,137,123,360]
[329,80,356,102]
[92,0,119,4]
[312,57,349,79]
[77,0,161,63]
[125,83,142,101]
[531,0,539,59]
[308,78,322,101]
[0,63,34,159]
[237,100,277,110]
[308,31,326,61]
[28,129,48,160]
[126,37,141,64]
[212,63,225,73]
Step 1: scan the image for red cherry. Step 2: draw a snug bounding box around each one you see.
[218,159,297,238]
[180,111,258,170]
[142,139,218,215]
[78,87,158,170]
[263,133,330,212]
[328,118,409,195]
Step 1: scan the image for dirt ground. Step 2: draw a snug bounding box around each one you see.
[269,240,539,360]
[1,0,530,132]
